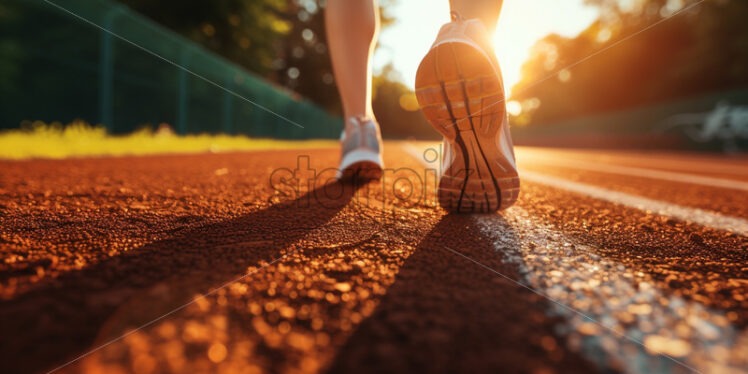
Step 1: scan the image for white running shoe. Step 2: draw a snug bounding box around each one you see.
[415,11,520,213]
[337,116,384,181]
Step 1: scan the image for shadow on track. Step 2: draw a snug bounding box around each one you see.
[0,181,362,374]
[326,213,597,374]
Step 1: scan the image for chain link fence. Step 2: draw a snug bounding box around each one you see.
[0,0,342,138]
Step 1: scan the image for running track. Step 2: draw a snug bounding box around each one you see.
[0,143,746,373]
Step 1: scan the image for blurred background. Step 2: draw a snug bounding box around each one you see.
[1,0,747,152]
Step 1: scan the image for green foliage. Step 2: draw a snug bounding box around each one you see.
[513,0,748,126]
[119,0,290,76]
[117,0,404,119]
[373,64,438,139]
[0,0,342,138]
[272,0,341,114]
[1,0,431,139]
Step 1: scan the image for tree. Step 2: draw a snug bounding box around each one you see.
[119,0,290,76]
[512,0,748,125]
[373,64,437,139]
[118,0,400,116]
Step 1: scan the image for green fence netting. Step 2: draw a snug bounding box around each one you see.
[0,0,342,138]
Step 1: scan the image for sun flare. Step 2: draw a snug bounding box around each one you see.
[377,0,598,98]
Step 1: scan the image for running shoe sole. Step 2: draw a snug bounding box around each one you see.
[415,41,520,213]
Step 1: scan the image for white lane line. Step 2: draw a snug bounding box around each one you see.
[519,149,748,177]
[402,142,438,165]
[520,157,748,192]
[403,143,747,372]
[476,210,747,374]
[403,143,748,236]
[521,170,748,236]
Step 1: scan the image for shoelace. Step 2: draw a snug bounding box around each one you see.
[343,116,377,148]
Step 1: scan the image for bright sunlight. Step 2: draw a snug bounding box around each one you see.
[376,0,598,95]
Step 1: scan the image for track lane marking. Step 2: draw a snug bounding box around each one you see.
[403,143,747,372]
[474,209,747,374]
[519,148,748,177]
[403,143,748,236]
[520,156,748,192]
[521,170,748,236]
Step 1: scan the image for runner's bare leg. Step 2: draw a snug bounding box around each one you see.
[325,0,380,121]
